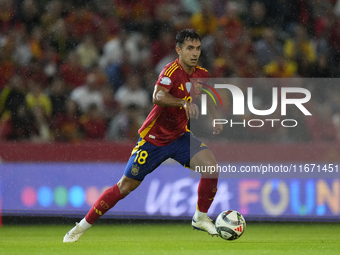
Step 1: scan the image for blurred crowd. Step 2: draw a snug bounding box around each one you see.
[1,0,340,143]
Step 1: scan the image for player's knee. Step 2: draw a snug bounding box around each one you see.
[117,183,134,196]
[191,149,217,167]
[119,188,132,197]
[117,177,141,196]
[198,159,219,176]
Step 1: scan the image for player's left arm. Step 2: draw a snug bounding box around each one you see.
[207,95,223,135]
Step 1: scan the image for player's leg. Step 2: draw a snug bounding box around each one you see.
[84,175,141,224]
[190,148,219,236]
[63,175,141,243]
[171,132,218,236]
[63,137,168,242]
[190,148,219,212]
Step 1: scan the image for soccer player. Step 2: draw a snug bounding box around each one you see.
[63,29,223,242]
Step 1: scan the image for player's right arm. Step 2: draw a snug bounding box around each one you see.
[153,85,199,119]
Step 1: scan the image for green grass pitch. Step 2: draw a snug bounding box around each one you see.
[0,221,339,255]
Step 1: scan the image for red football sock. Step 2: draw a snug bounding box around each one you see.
[197,177,218,213]
[85,184,124,224]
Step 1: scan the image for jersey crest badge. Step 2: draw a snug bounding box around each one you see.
[185,82,192,93]
[194,81,203,94]
[100,200,109,209]
[160,77,171,85]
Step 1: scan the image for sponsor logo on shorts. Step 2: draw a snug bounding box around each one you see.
[131,164,139,176]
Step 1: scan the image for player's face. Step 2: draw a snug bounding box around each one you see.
[176,39,201,68]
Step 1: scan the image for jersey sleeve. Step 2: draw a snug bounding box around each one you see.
[155,72,173,91]
[155,62,179,91]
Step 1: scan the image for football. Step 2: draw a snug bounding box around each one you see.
[215,210,246,240]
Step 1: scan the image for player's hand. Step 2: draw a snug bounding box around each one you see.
[183,101,199,119]
[212,123,223,135]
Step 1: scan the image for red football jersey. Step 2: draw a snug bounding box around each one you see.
[138,58,209,146]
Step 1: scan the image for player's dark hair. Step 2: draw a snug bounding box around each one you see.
[175,29,201,48]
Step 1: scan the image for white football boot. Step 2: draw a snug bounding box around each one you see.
[192,216,218,236]
[63,222,86,243]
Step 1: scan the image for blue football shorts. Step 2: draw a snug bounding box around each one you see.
[124,131,209,181]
